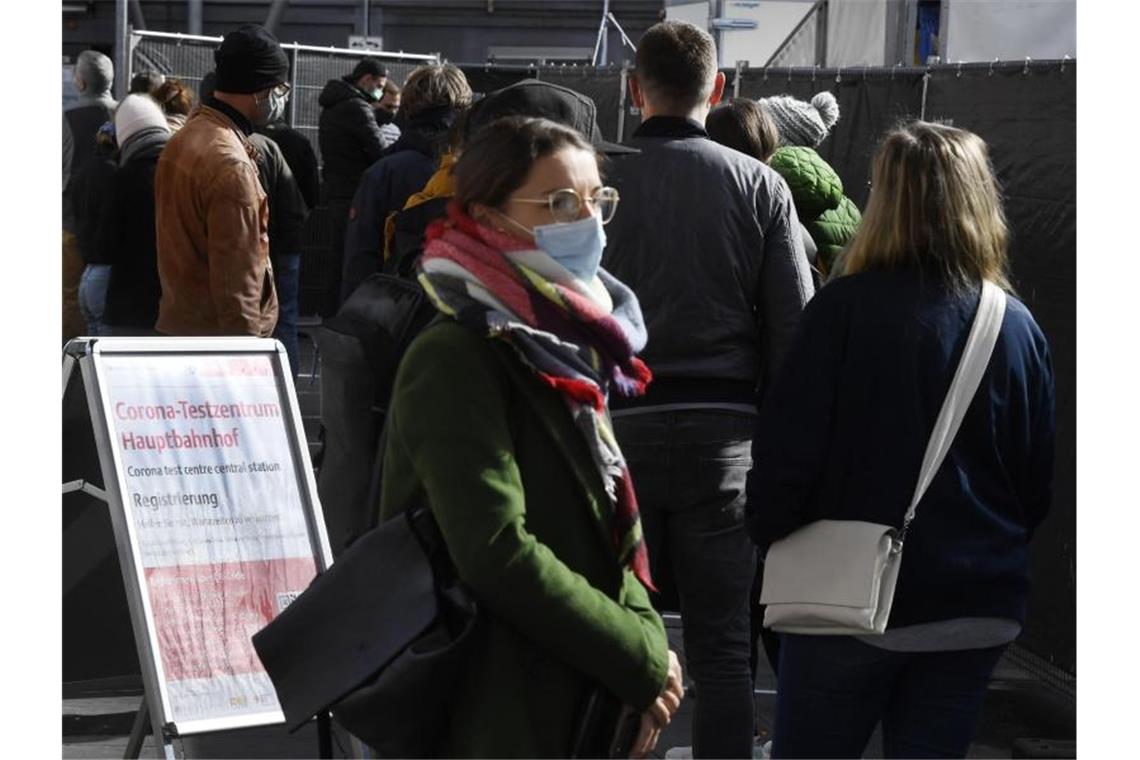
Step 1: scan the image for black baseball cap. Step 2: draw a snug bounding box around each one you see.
[465,79,636,156]
[350,58,389,80]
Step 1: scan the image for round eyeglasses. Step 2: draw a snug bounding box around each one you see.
[509,186,621,225]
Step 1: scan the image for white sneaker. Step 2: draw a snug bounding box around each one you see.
[753,739,773,759]
[664,746,693,759]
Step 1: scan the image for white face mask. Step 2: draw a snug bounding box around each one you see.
[372,88,384,101]
[499,210,607,283]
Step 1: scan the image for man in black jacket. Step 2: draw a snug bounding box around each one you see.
[602,21,813,759]
[317,58,392,316]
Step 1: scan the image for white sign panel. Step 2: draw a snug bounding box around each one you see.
[93,345,326,732]
[348,35,385,51]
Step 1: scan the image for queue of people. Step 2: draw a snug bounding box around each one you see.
[60,16,1055,759]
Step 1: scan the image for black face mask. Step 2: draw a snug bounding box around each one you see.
[374,107,396,125]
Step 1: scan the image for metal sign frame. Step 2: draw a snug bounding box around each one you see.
[68,336,334,755]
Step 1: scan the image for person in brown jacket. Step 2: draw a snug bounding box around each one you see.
[154,25,290,337]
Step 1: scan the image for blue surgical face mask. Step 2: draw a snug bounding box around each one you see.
[499,211,606,282]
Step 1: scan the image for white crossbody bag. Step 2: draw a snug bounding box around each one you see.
[759,281,1007,635]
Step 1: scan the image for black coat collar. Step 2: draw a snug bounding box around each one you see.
[633,116,708,140]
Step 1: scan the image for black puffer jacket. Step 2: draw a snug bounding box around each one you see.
[318,77,394,199]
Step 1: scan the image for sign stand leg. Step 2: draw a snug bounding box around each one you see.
[123,699,148,759]
[317,711,333,758]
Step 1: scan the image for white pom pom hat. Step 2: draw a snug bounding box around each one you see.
[757,91,839,148]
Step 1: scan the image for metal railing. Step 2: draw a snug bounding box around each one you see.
[128,29,440,166]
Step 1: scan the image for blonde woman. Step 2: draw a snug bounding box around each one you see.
[746,121,1055,758]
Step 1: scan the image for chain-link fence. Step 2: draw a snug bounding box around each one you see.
[130,30,437,166]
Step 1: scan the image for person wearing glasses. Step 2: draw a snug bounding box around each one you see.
[377,115,684,757]
[601,21,814,758]
[154,25,289,337]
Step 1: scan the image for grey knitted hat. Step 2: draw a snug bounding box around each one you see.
[76,50,114,95]
[758,91,839,148]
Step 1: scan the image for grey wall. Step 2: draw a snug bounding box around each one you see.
[63,1,665,64]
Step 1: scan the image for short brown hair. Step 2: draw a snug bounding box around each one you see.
[453,116,596,213]
[707,99,779,163]
[840,121,1011,291]
[635,21,718,112]
[400,63,473,120]
[152,78,195,116]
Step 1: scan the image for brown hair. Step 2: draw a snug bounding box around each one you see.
[152,78,194,116]
[840,121,1011,291]
[453,116,596,213]
[706,99,779,163]
[635,21,718,112]
[400,63,473,120]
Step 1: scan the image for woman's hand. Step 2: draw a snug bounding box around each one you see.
[629,706,663,759]
[629,650,686,758]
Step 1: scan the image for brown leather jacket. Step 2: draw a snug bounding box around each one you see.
[155,105,277,336]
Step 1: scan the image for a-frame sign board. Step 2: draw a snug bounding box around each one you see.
[63,337,335,758]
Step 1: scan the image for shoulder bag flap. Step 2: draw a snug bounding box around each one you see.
[251,511,438,731]
[759,519,896,608]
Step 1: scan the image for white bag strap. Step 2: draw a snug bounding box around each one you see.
[900,280,1007,539]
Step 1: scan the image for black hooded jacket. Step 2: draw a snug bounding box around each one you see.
[318,77,395,199]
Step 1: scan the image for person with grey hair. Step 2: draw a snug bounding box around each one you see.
[63,49,116,342]
[602,20,813,758]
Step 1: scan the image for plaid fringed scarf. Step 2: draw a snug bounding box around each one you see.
[418,202,656,591]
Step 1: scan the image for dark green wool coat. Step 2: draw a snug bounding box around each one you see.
[378,319,669,758]
[769,145,862,273]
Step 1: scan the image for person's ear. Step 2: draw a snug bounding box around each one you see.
[708,71,727,108]
[628,74,645,110]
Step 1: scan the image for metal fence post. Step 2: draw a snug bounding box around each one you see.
[114,0,129,100]
[815,0,829,67]
[288,45,299,128]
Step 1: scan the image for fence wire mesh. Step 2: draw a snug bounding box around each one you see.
[130,33,436,167]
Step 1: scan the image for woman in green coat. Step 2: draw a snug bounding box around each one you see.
[378,115,683,758]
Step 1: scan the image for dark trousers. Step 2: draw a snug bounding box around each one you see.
[322,197,352,317]
[614,409,757,759]
[772,634,1006,759]
[272,252,302,378]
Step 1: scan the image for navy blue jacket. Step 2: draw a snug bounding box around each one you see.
[747,266,1055,626]
[340,110,456,302]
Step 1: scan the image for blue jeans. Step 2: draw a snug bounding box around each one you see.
[272,253,301,378]
[773,634,1007,759]
[78,264,111,336]
[614,409,757,759]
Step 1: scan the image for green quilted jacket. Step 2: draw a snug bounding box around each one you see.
[769,145,861,273]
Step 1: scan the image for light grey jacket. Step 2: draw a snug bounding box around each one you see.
[602,117,814,403]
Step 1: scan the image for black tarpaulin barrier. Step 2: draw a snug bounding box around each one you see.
[735,67,927,208]
[923,61,1076,674]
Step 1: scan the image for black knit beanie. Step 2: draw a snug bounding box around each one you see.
[214,25,289,94]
